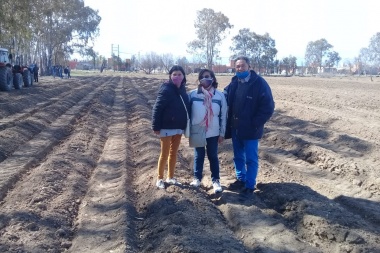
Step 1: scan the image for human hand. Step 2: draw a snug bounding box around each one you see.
[218,136,224,143]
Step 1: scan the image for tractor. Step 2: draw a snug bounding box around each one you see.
[0,47,33,91]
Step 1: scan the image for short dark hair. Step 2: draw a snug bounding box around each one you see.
[234,56,250,66]
[198,68,218,88]
[169,65,187,84]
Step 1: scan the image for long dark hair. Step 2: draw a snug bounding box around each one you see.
[198,69,218,88]
[169,65,186,85]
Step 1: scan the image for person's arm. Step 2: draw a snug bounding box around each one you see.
[252,81,275,128]
[223,83,230,104]
[187,90,194,120]
[219,91,228,138]
[152,85,170,132]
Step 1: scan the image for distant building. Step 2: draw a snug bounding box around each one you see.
[212,64,229,73]
[318,67,337,74]
[76,61,92,70]
[68,60,78,70]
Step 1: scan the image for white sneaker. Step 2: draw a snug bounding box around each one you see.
[213,180,223,193]
[156,179,165,189]
[166,178,182,185]
[190,178,201,187]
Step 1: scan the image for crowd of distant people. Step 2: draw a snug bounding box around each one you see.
[51,65,71,79]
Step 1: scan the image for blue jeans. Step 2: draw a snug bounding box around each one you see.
[193,136,220,182]
[232,130,259,189]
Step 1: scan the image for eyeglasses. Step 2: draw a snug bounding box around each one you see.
[201,75,210,78]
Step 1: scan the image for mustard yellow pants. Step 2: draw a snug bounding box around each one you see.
[157,134,182,179]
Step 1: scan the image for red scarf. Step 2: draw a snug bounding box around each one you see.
[200,87,214,130]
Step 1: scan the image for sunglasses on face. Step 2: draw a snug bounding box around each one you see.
[201,75,210,79]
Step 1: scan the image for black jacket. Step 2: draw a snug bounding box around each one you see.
[152,81,189,131]
[224,70,275,140]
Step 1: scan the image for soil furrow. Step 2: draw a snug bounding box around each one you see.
[0,77,117,199]
[123,76,247,252]
[263,120,380,198]
[68,77,138,252]
[0,77,98,120]
[0,74,378,253]
[0,78,109,163]
[0,76,118,252]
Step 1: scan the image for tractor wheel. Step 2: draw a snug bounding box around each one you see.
[0,67,13,91]
[23,69,32,87]
[13,73,23,89]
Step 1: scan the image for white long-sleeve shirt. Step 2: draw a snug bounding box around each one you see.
[188,88,227,138]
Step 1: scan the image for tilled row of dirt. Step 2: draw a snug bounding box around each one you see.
[0,76,119,252]
[0,74,379,253]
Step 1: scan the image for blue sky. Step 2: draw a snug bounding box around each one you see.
[84,0,380,65]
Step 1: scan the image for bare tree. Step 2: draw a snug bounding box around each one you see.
[161,54,174,73]
[176,57,191,74]
[140,52,161,74]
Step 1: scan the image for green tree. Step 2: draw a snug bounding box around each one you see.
[304,39,333,73]
[358,48,371,75]
[187,8,233,70]
[281,55,297,75]
[229,28,254,57]
[41,1,100,71]
[368,32,380,65]
[0,0,100,75]
[324,51,341,68]
[84,47,98,69]
[254,33,277,73]
[0,0,32,47]
[230,29,277,73]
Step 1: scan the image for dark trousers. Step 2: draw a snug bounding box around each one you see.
[193,136,220,182]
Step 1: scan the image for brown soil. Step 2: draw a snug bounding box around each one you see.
[0,73,379,253]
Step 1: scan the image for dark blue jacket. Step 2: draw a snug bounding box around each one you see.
[224,70,274,140]
[152,81,189,131]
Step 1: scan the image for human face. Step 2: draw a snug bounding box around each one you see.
[235,60,250,72]
[199,71,213,89]
[171,70,184,86]
[200,71,211,79]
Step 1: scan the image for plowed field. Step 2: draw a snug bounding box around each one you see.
[0,73,379,253]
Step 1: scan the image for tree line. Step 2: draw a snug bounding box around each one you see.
[188,8,380,75]
[2,5,379,75]
[0,0,100,75]
[135,8,380,75]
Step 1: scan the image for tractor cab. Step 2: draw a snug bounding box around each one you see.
[0,48,10,65]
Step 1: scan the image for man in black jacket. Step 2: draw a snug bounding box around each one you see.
[224,56,275,195]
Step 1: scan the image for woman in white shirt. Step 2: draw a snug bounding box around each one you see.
[188,69,227,193]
